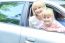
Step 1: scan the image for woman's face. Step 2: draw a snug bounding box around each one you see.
[33,6,43,15]
[33,6,46,20]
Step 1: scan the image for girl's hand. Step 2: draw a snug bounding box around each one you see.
[57,28,65,33]
[45,28,57,32]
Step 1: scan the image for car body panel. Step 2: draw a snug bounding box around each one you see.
[0,23,21,43]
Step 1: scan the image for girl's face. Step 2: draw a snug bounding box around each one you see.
[43,14,53,26]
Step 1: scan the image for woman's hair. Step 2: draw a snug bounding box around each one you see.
[32,1,46,16]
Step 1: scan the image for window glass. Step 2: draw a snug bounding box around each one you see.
[0,1,25,25]
[61,5,65,8]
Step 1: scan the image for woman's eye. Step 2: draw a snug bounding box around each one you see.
[34,9,36,11]
[38,7,41,8]
[34,8,37,11]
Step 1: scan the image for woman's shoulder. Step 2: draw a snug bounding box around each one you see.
[29,16,38,21]
[29,16,36,20]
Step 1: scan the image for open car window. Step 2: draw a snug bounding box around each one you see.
[28,2,65,26]
[28,2,64,19]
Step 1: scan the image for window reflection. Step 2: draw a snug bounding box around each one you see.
[0,2,25,25]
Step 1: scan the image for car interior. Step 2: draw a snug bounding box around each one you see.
[28,2,65,27]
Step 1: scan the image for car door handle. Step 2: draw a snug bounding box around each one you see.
[25,37,36,43]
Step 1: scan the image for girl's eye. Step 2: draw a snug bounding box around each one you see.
[47,16,50,18]
[43,16,46,18]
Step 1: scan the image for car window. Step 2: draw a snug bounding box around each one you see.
[61,5,65,8]
[0,1,25,25]
[28,2,65,26]
[46,4,65,26]
[28,3,63,19]
[46,4,64,19]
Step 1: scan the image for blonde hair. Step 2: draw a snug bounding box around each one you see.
[32,1,46,16]
[45,8,54,16]
[43,8,55,19]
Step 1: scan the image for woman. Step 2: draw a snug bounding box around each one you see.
[29,1,46,29]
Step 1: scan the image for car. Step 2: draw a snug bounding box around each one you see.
[0,0,65,43]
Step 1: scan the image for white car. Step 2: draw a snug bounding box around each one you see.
[0,0,65,43]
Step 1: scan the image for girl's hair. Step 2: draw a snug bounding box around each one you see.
[45,8,54,16]
[44,8,55,19]
[32,1,46,16]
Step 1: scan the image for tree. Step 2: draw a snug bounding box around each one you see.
[0,13,7,22]
[0,2,21,25]
[0,2,20,11]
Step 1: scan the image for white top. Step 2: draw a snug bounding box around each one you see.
[29,16,43,29]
